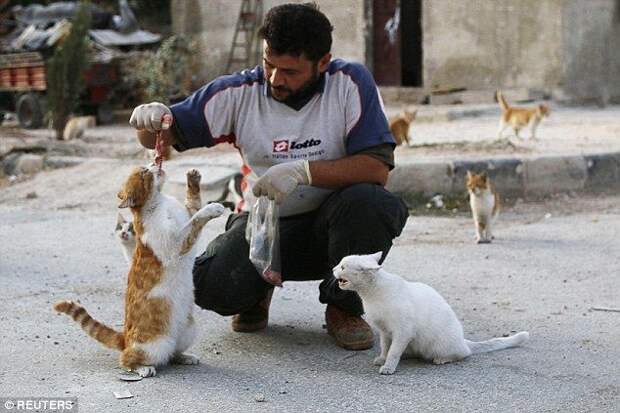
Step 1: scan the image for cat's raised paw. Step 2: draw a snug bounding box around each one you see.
[379,365,396,375]
[134,365,157,378]
[373,356,386,366]
[171,353,200,365]
[198,203,226,219]
[186,169,202,189]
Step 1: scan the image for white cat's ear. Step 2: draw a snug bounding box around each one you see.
[369,251,383,264]
[117,213,126,224]
[466,170,473,179]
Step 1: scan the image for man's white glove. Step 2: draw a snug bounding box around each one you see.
[129,102,172,132]
[252,160,312,204]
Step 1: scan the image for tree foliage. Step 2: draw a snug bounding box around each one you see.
[46,1,91,139]
[132,35,197,104]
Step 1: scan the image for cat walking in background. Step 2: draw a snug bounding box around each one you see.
[389,109,417,146]
[496,90,550,139]
[115,213,136,264]
[54,165,225,378]
[62,116,96,141]
[466,170,500,244]
[334,252,529,375]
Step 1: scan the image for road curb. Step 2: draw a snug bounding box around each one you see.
[387,151,620,203]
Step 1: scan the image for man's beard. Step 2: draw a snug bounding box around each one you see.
[268,66,321,106]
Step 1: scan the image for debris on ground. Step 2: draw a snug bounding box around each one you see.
[113,390,134,399]
[427,194,445,209]
[118,372,143,382]
[254,394,266,402]
[590,307,620,313]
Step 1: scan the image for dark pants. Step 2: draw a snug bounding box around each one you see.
[193,183,409,316]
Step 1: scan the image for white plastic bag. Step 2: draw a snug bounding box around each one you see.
[246,197,282,286]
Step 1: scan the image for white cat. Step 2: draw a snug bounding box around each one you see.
[115,213,136,264]
[334,252,529,375]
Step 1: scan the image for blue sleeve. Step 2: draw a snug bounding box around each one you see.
[337,62,395,155]
[169,84,215,151]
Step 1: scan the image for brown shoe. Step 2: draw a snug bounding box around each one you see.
[231,289,274,332]
[325,304,374,350]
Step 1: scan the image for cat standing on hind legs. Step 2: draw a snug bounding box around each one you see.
[54,165,225,378]
[466,170,500,244]
[334,252,529,375]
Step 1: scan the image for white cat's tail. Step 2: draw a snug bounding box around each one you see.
[466,331,529,354]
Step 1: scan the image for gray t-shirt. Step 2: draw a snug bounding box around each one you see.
[170,59,395,217]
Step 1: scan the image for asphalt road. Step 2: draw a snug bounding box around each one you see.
[1,194,619,412]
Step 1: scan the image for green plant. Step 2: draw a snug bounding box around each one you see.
[46,1,91,140]
[133,35,198,104]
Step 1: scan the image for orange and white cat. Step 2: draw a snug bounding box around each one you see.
[54,165,225,378]
[496,90,549,140]
[389,109,417,146]
[466,170,500,244]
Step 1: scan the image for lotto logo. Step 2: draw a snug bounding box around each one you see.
[273,140,289,152]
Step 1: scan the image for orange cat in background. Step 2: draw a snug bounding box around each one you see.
[496,90,550,139]
[389,109,417,146]
[466,170,500,244]
[54,166,225,378]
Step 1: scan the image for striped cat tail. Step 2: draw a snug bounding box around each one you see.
[53,300,125,351]
[496,90,510,111]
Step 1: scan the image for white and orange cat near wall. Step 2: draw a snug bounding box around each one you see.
[496,90,550,140]
[54,165,225,378]
[466,170,500,244]
[389,108,417,146]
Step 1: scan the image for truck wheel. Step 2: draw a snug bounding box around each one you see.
[16,93,44,129]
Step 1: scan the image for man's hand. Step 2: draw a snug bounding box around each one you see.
[252,160,312,204]
[129,102,172,132]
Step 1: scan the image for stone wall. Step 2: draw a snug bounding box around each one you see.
[171,0,366,84]
[560,0,620,103]
[421,0,563,92]
[171,0,620,103]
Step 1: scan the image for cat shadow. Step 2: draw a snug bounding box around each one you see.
[213,324,335,353]
[489,237,578,249]
[198,323,381,373]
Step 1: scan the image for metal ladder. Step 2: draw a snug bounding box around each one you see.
[225,0,263,74]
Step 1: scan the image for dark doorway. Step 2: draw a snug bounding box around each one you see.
[372,0,401,86]
[372,0,423,87]
[401,0,423,86]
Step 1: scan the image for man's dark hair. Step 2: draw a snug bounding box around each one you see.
[258,2,333,62]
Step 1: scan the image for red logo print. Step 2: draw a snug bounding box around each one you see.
[273,140,289,153]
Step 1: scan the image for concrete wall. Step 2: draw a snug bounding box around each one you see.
[171,0,620,103]
[559,0,620,103]
[421,0,563,91]
[171,0,366,84]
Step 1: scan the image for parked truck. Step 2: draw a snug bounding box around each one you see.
[0,50,118,128]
